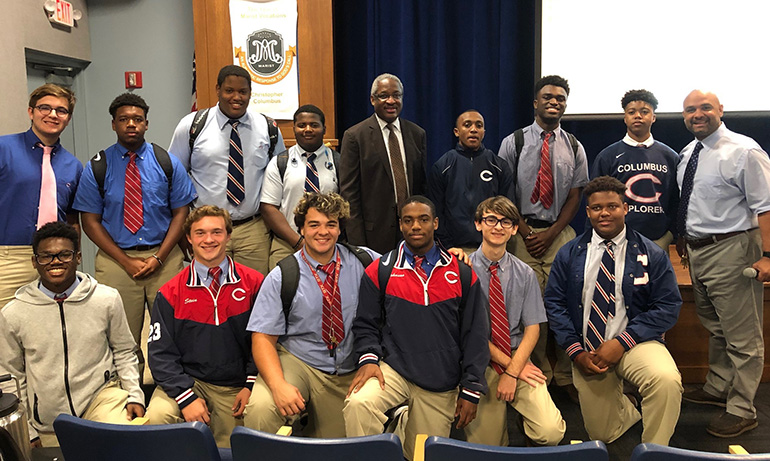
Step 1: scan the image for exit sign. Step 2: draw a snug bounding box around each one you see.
[52,0,74,27]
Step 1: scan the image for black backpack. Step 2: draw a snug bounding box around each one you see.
[188,108,279,158]
[90,143,173,199]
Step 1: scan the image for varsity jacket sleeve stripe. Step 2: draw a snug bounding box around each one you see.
[148,291,198,409]
[544,244,585,359]
[353,261,385,367]
[106,292,144,406]
[458,276,490,402]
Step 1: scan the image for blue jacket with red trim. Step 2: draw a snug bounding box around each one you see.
[543,228,681,359]
[353,242,489,403]
[148,258,263,409]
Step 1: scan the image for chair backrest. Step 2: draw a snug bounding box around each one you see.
[230,426,403,461]
[423,436,608,461]
[53,414,223,461]
[632,443,770,461]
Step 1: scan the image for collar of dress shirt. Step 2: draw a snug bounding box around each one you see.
[375,114,401,133]
[622,133,654,147]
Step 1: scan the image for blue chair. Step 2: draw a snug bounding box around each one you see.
[631,443,770,461]
[53,414,231,461]
[423,436,608,461]
[230,426,403,461]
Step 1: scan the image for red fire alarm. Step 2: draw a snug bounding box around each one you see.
[125,71,143,89]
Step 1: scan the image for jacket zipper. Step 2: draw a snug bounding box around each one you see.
[57,300,77,415]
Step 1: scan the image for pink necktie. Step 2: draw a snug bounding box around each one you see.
[37,144,57,229]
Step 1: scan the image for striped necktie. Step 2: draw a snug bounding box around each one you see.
[208,266,222,296]
[585,240,616,351]
[304,153,320,193]
[413,255,428,282]
[319,262,344,348]
[226,119,245,206]
[489,262,511,374]
[530,131,554,209]
[123,152,143,233]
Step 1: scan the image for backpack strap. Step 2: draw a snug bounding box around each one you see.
[188,108,210,151]
[262,114,279,158]
[457,259,472,314]
[276,254,300,334]
[339,242,373,268]
[377,250,398,300]
[90,150,108,198]
[276,149,290,180]
[512,128,524,206]
[151,143,174,195]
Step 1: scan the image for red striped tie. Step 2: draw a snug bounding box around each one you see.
[489,262,511,374]
[123,152,143,233]
[208,266,222,296]
[319,262,344,348]
[413,255,428,282]
[530,131,554,209]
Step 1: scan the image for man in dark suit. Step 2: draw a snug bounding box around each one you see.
[339,73,427,254]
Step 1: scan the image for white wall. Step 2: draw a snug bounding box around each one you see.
[83,0,195,154]
[0,0,90,134]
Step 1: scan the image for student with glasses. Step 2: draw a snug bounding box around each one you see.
[0,222,145,448]
[339,73,428,254]
[0,84,83,309]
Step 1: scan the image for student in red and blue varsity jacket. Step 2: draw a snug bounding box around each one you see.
[146,205,264,448]
[344,195,489,460]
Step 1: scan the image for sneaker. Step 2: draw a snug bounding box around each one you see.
[706,412,758,438]
[682,388,726,407]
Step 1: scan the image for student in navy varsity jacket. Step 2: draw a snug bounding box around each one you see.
[344,195,489,460]
[146,205,264,447]
[544,176,682,445]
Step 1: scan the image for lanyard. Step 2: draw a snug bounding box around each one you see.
[300,249,341,310]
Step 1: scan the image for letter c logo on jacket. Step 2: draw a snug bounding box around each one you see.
[444,271,459,284]
[232,288,246,301]
[480,170,493,182]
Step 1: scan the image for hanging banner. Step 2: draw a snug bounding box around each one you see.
[230,0,298,120]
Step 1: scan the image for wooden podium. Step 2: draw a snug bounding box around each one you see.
[192,0,337,146]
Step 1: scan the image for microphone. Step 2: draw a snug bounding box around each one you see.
[742,267,758,278]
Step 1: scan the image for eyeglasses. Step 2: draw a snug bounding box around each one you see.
[34,104,70,117]
[373,92,403,101]
[481,216,515,229]
[34,250,76,265]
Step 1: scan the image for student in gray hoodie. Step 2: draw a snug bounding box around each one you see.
[0,222,144,447]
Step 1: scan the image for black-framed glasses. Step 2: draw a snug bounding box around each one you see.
[34,104,70,117]
[373,92,403,101]
[481,216,515,229]
[34,250,75,265]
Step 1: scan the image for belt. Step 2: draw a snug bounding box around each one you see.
[685,230,748,249]
[232,214,260,227]
[121,245,156,251]
[525,217,553,228]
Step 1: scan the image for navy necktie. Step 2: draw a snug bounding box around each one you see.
[226,119,245,206]
[585,240,615,351]
[676,142,704,237]
[305,153,320,193]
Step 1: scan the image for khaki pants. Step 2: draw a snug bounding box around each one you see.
[0,246,36,309]
[572,341,682,445]
[38,380,132,447]
[227,216,271,275]
[145,380,242,448]
[244,346,353,438]
[95,245,184,345]
[343,362,456,460]
[465,365,565,446]
[652,230,674,252]
[268,235,295,271]
[509,225,575,386]
[688,230,764,419]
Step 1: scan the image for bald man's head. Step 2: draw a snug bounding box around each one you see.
[683,90,723,140]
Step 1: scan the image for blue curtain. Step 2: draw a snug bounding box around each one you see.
[334,0,537,166]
